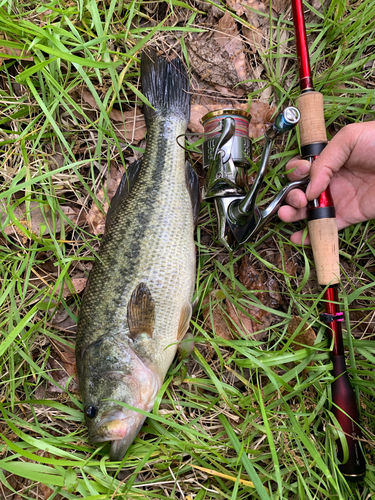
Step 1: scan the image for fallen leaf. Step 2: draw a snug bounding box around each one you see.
[202,295,234,340]
[248,101,277,138]
[82,88,98,109]
[110,107,147,143]
[50,304,77,333]
[287,316,317,350]
[227,0,267,52]
[81,89,147,143]
[221,254,285,340]
[214,12,248,83]
[0,40,33,65]
[202,288,271,341]
[47,339,78,393]
[239,254,283,310]
[62,277,87,298]
[39,482,54,500]
[226,299,271,340]
[263,244,299,277]
[187,24,252,92]
[286,316,316,381]
[86,164,125,235]
[1,202,83,238]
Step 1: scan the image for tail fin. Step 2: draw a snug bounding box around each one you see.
[141,49,190,125]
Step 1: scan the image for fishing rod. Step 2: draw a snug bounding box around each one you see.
[291,0,366,480]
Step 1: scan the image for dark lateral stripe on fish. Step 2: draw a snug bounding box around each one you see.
[76,54,191,358]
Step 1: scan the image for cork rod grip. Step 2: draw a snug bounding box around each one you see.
[308,218,340,285]
[298,91,327,147]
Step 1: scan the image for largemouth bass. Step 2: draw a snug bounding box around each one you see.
[76,50,199,460]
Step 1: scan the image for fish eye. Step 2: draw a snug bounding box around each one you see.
[84,404,98,419]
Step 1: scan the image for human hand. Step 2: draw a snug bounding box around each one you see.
[278,121,375,244]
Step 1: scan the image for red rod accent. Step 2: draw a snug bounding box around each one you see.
[323,286,344,356]
[291,0,313,91]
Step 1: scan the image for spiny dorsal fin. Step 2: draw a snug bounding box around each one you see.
[177,300,192,342]
[185,161,200,226]
[127,283,155,340]
[106,159,143,227]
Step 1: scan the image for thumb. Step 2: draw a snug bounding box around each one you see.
[306,125,357,200]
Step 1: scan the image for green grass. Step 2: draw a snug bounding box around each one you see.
[0,0,375,498]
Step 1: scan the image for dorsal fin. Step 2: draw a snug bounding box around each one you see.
[127,283,155,340]
[106,159,143,227]
[185,161,200,226]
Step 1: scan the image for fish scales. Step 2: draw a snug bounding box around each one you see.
[76,118,194,366]
[76,51,197,460]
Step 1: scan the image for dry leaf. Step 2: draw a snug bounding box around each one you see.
[226,299,271,340]
[81,89,147,143]
[227,0,267,52]
[47,339,78,393]
[0,40,33,65]
[86,164,125,235]
[287,316,317,350]
[248,101,277,138]
[62,277,87,298]
[1,202,83,238]
[110,107,147,143]
[187,21,252,92]
[264,0,290,13]
[264,244,299,277]
[202,289,271,341]
[39,483,54,500]
[215,12,247,83]
[239,255,283,310]
[287,315,316,381]
[202,295,234,340]
[82,88,98,109]
[50,304,77,333]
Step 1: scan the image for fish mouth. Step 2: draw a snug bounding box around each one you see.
[89,409,147,460]
[109,415,147,461]
[89,410,129,442]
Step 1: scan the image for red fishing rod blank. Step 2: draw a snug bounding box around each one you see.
[291,0,366,480]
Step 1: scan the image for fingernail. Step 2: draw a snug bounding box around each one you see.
[297,163,310,178]
[289,193,299,208]
[306,184,311,199]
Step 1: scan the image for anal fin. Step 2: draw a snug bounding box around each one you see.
[177,300,192,342]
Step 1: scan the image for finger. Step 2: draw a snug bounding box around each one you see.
[284,189,308,209]
[285,157,311,181]
[290,230,311,246]
[278,205,308,223]
[306,124,360,200]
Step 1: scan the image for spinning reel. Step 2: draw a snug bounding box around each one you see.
[201,107,308,251]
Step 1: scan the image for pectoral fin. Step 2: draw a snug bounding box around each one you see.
[127,283,155,340]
